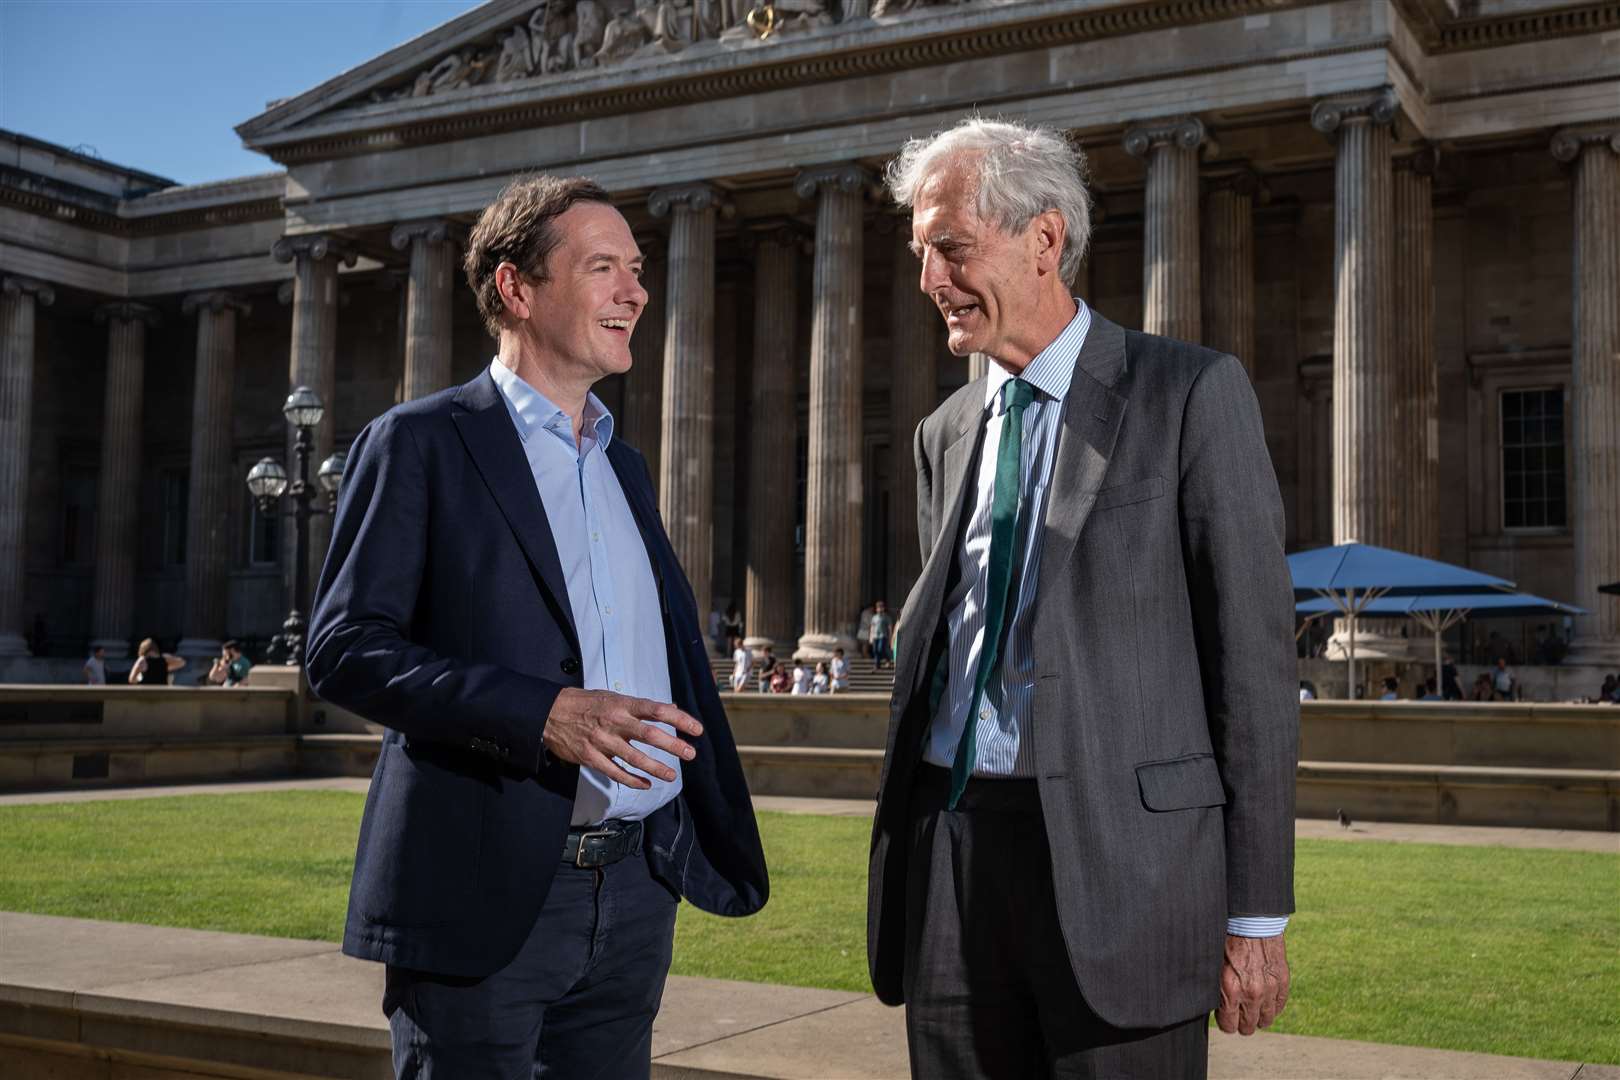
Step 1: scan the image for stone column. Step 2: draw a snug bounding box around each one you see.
[390,220,458,402]
[966,352,990,381]
[0,276,53,656]
[1125,116,1209,342]
[795,164,872,660]
[625,234,667,490]
[1202,168,1258,375]
[649,184,727,624]
[273,234,354,598]
[742,223,802,650]
[1313,90,1401,664]
[1393,147,1440,559]
[89,302,160,658]
[1552,125,1620,664]
[889,221,940,606]
[178,291,251,660]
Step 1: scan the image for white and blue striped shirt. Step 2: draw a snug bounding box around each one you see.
[921,302,1287,939]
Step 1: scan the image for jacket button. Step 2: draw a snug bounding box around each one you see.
[560,657,581,675]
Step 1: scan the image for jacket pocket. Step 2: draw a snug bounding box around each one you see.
[1091,474,1168,512]
[1136,753,1227,811]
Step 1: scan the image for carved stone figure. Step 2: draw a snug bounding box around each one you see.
[574,0,607,69]
[597,5,652,61]
[531,4,575,73]
[494,24,535,82]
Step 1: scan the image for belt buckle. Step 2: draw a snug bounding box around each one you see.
[574,828,617,868]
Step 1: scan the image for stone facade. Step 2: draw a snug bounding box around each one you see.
[1,0,1617,675]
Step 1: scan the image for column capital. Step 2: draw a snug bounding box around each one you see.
[94,301,161,327]
[1203,165,1265,200]
[793,163,879,201]
[740,217,813,252]
[389,219,465,251]
[181,290,252,317]
[1550,124,1620,163]
[1,276,55,306]
[648,183,733,218]
[1395,143,1442,176]
[1123,116,1211,160]
[1311,90,1399,137]
[272,233,359,267]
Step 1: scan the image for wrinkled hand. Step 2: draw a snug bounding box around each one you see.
[542,688,702,789]
[1215,933,1290,1036]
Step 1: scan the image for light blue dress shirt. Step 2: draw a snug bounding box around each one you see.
[920,306,1287,939]
[489,360,680,827]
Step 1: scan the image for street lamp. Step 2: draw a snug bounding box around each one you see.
[246,386,345,666]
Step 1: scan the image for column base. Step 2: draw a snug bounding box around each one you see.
[742,635,775,651]
[1325,621,1422,662]
[0,633,30,657]
[794,632,858,663]
[89,637,132,659]
[1564,637,1620,668]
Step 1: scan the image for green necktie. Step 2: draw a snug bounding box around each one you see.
[948,377,1036,810]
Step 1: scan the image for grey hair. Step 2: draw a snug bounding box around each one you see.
[885,117,1092,285]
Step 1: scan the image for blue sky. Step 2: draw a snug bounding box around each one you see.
[1,0,485,185]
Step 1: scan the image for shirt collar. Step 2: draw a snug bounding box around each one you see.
[488,359,615,450]
[983,299,1092,412]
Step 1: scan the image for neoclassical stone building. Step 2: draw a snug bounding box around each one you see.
[1,0,1617,676]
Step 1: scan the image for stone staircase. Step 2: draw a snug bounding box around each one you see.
[708,653,896,695]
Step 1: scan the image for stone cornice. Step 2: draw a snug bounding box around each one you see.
[0,182,283,238]
[181,290,252,317]
[1,276,55,306]
[94,301,162,327]
[1311,90,1400,137]
[272,234,360,266]
[1122,116,1211,159]
[793,164,879,201]
[1550,124,1620,163]
[1430,1,1620,53]
[647,183,734,218]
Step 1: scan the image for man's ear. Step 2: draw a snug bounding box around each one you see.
[1033,210,1067,276]
[495,262,532,323]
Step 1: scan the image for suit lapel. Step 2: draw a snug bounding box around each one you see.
[1039,314,1129,589]
[450,371,581,655]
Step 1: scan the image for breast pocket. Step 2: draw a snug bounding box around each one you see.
[1091,475,1168,513]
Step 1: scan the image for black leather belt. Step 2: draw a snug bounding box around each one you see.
[562,820,643,868]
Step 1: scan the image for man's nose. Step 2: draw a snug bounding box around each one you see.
[918,249,948,295]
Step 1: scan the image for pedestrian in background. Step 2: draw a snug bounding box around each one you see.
[128,638,185,685]
[83,644,107,685]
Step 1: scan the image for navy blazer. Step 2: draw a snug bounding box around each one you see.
[307,370,769,978]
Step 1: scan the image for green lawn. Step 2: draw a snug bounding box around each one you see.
[0,791,1615,1064]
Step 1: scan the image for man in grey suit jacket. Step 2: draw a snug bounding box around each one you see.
[867,118,1298,1077]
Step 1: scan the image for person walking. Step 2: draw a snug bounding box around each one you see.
[829,648,850,693]
[83,645,107,685]
[730,636,753,693]
[868,600,894,670]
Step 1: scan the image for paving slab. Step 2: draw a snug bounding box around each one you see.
[1,914,1613,1080]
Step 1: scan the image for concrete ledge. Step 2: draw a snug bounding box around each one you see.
[1297,760,1620,832]
[3,913,1616,1080]
[0,734,302,793]
[1301,701,1620,770]
[737,745,886,799]
[0,684,295,740]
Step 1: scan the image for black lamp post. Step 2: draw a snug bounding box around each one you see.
[246,386,345,666]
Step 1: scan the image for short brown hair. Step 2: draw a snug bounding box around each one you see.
[464,174,614,339]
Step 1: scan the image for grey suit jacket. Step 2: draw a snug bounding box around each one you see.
[866,312,1298,1029]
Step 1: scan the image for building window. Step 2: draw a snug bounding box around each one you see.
[1500,388,1566,530]
[248,495,280,566]
[161,469,188,565]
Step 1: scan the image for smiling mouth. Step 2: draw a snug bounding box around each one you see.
[598,318,632,335]
[944,304,979,323]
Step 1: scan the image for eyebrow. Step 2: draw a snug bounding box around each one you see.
[910,232,967,257]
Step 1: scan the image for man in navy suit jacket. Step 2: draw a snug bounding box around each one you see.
[307,174,768,1078]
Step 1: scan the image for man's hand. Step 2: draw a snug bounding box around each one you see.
[1215,933,1290,1036]
[542,688,702,789]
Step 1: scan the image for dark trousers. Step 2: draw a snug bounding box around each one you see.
[384,843,678,1079]
[904,765,1208,1079]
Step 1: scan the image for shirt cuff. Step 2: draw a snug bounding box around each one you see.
[1226,915,1289,937]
